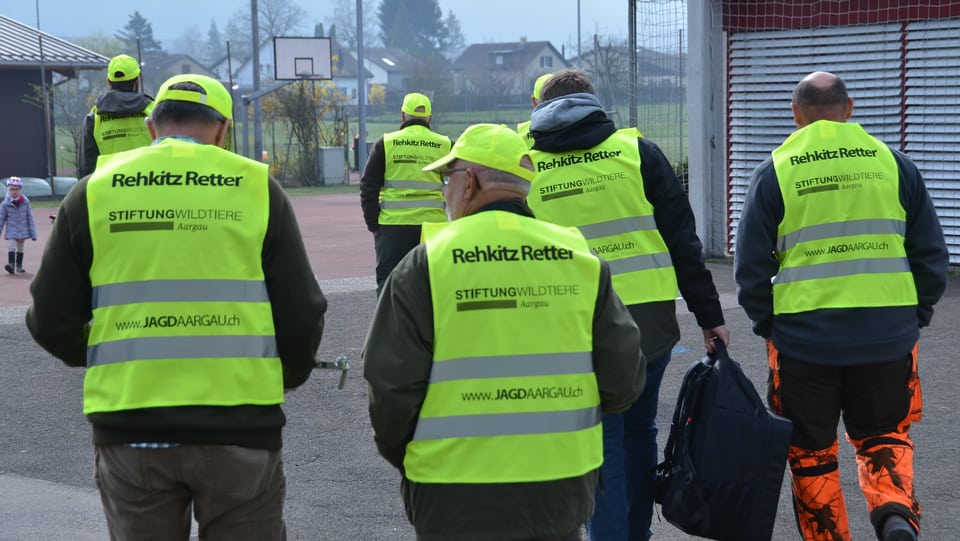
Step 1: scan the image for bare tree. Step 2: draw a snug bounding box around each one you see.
[171,25,204,59]
[262,81,348,185]
[459,70,523,97]
[227,0,308,59]
[26,32,125,174]
[329,0,380,49]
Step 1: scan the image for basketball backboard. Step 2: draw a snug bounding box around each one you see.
[274,37,332,80]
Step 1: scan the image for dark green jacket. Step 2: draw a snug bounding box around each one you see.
[362,200,645,540]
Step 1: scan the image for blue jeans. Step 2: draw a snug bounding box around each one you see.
[587,352,671,541]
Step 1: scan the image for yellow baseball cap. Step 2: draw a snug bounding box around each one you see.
[107,54,141,82]
[532,73,553,100]
[155,74,234,150]
[402,92,432,118]
[423,123,534,182]
[155,74,233,121]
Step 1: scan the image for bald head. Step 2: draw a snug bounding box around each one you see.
[791,71,853,127]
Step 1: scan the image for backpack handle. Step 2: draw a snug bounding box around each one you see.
[703,336,729,366]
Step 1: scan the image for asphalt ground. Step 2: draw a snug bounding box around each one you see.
[1,192,957,540]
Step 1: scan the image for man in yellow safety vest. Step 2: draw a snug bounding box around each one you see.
[77,54,154,178]
[28,73,327,540]
[526,68,729,541]
[735,71,948,541]
[360,92,452,295]
[363,123,646,540]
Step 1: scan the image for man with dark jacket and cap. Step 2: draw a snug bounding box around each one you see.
[77,54,154,178]
[360,92,452,295]
[526,68,729,541]
[29,73,326,540]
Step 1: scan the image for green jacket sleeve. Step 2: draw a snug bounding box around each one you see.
[362,245,434,470]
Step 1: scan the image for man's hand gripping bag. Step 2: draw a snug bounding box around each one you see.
[654,338,792,541]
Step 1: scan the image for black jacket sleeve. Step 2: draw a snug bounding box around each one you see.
[263,179,328,388]
[893,150,949,327]
[77,109,98,179]
[360,137,386,232]
[732,159,781,338]
[640,138,724,329]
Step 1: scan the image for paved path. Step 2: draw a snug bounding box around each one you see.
[0,192,375,306]
[1,191,958,540]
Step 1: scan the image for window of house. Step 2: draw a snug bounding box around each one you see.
[540,56,553,68]
[495,55,504,65]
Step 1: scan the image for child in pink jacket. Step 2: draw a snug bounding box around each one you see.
[0,177,38,274]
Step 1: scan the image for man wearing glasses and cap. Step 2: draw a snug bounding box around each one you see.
[27,74,326,540]
[363,123,645,540]
[360,92,453,295]
[78,54,155,178]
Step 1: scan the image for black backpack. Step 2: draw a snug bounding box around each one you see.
[654,339,793,541]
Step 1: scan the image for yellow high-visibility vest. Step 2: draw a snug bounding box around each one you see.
[771,120,916,314]
[92,101,155,158]
[529,128,677,305]
[379,125,451,225]
[517,120,535,148]
[83,138,282,414]
[405,211,602,483]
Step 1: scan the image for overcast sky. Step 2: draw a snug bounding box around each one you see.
[3,1,678,57]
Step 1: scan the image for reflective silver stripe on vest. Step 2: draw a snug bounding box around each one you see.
[87,335,278,367]
[429,352,592,383]
[385,180,442,191]
[412,406,601,441]
[579,216,657,240]
[92,280,269,309]
[380,200,445,209]
[773,257,910,285]
[606,252,672,275]
[777,219,906,253]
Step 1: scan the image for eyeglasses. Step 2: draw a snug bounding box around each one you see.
[439,167,469,186]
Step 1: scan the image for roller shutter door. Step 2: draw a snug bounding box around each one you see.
[727,21,960,261]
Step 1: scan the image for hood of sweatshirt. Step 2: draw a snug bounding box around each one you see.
[529,93,617,152]
[96,91,153,116]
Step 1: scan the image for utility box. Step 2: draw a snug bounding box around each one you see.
[318,146,346,185]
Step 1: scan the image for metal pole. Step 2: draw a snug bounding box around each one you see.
[577,0,581,66]
[226,41,238,154]
[678,27,684,164]
[136,39,144,96]
[35,0,53,185]
[251,0,263,161]
[356,0,367,173]
[628,0,637,128]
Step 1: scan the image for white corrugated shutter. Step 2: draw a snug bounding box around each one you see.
[727,23,908,254]
[905,17,960,264]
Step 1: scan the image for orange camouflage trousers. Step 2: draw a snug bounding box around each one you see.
[767,342,922,541]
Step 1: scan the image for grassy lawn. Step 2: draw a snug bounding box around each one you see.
[363,103,688,164]
[52,102,688,185]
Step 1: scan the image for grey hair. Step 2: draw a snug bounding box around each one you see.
[472,164,531,194]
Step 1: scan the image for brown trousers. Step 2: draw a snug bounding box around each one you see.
[95,444,286,541]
